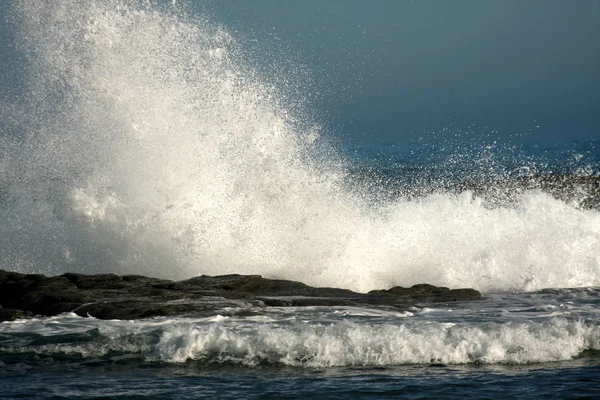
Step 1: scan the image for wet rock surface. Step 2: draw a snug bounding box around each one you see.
[0,269,482,321]
[349,170,600,209]
[445,174,600,209]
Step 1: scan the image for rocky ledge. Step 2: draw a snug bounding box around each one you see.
[0,269,482,321]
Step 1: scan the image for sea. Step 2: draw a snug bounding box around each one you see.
[1,1,600,399]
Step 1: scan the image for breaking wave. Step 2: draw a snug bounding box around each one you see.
[2,313,599,367]
[1,0,599,293]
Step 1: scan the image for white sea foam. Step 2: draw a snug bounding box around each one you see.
[0,0,599,292]
[1,314,599,367]
[149,318,600,366]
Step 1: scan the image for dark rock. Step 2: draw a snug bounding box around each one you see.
[436,288,482,302]
[0,269,483,321]
[384,173,600,209]
[0,308,33,321]
[256,296,356,307]
[64,273,127,289]
[449,174,600,209]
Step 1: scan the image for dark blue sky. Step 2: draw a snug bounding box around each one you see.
[1,1,599,144]
[202,0,600,143]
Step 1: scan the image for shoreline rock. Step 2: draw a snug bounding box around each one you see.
[0,269,482,321]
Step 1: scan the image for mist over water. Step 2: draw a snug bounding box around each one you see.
[1,0,599,293]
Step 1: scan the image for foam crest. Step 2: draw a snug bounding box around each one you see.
[0,0,599,292]
[151,318,600,366]
[2,315,599,366]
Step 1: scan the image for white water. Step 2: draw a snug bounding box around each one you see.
[2,312,599,367]
[1,0,599,293]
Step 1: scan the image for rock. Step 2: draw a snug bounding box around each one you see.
[0,308,33,321]
[64,273,127,289]
[0,269,483,321]
[448,174,600,209]
[387,173,600,209]
[368,284,482,303]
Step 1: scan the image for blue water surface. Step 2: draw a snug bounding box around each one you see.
[2,361,600,399]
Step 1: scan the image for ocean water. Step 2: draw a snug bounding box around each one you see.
[1,1,599,398]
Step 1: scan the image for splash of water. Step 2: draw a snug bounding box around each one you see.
[1,0,599,292]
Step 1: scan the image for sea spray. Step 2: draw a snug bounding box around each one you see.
[1,0,599,292]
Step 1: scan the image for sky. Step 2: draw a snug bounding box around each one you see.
[1,1,599,144]
[201,0,600,143]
